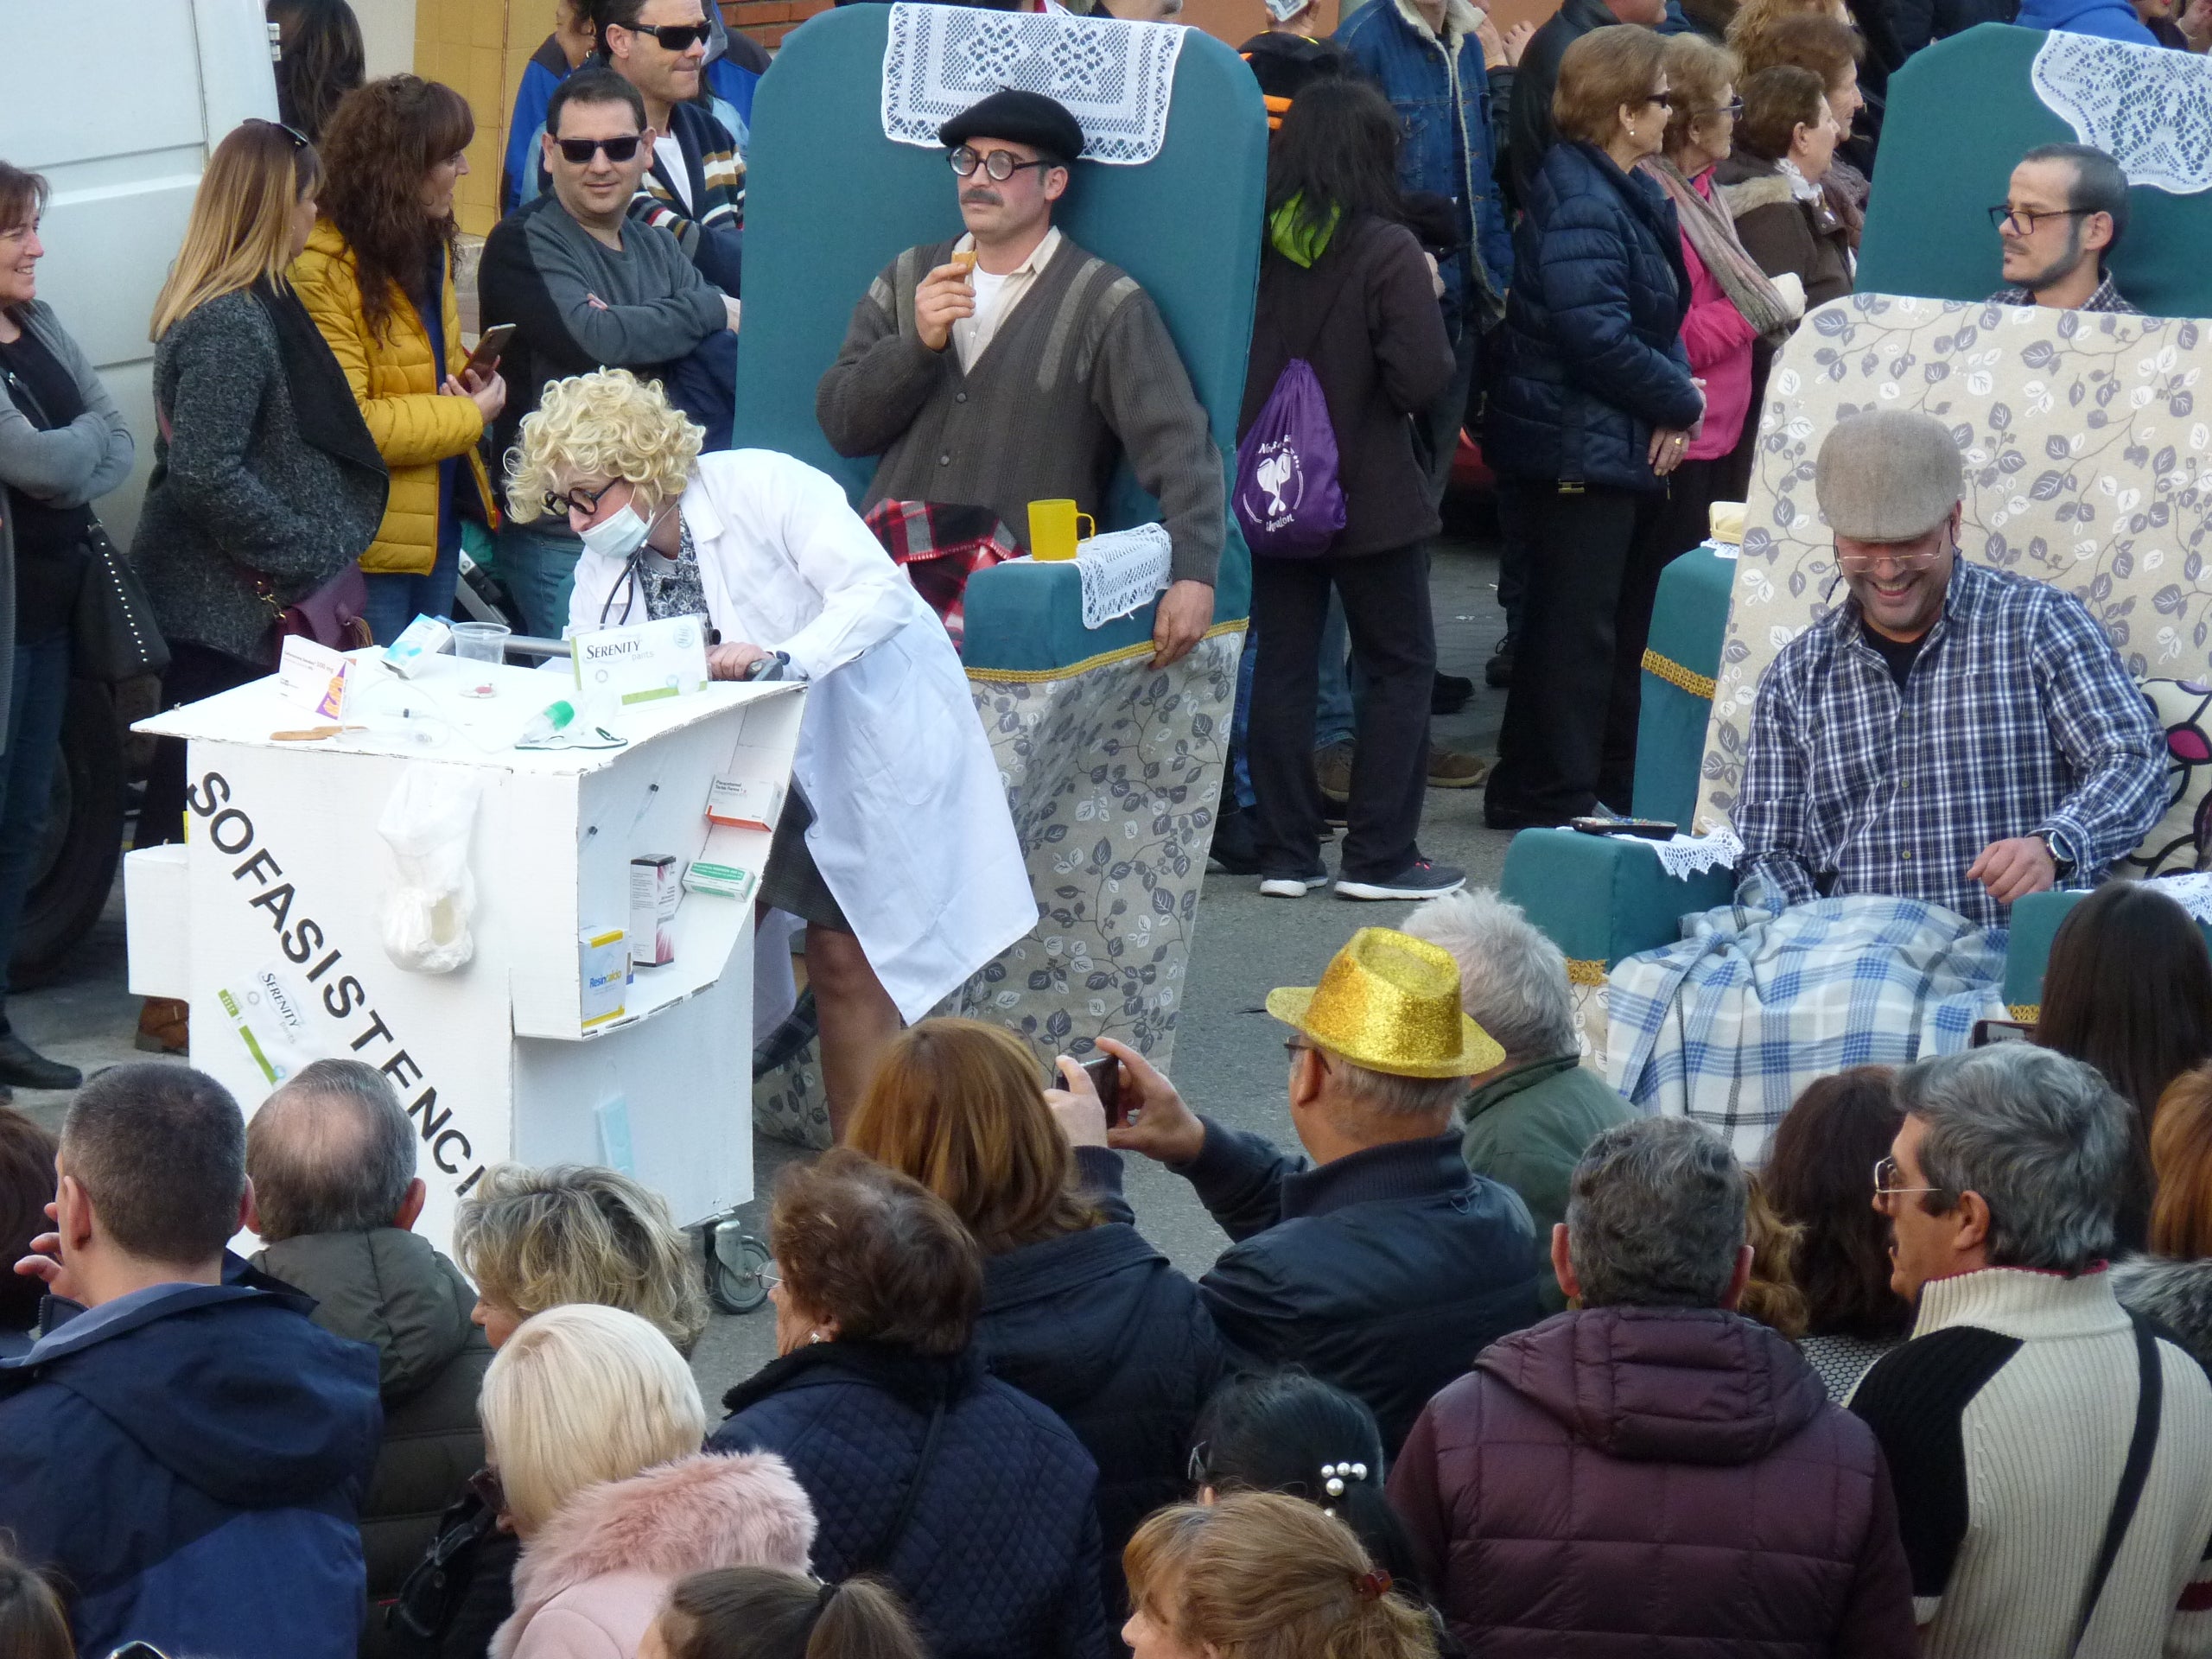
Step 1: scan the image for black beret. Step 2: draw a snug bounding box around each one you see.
[938,90,1085,163]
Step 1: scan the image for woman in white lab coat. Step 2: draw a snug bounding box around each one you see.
[505,369,1036,1135]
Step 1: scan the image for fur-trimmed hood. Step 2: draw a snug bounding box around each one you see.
[2113,1255,2212,1370]
[1716,171,1799,218]
[493,1452,816,1659]
[1390,0,1483,48]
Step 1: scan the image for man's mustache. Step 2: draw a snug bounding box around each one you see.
[961,188,1003,207]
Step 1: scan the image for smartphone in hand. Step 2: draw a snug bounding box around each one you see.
[1080,1052,1127,1127]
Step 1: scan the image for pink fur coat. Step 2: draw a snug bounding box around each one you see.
[492,1451,817,1659]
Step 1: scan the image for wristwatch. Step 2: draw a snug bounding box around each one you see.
[2038,831,2076,880]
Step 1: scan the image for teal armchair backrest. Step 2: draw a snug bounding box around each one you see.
[731,5,1265,664]
[1858,24,2212,315]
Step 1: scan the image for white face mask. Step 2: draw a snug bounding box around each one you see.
[578,498,654,563]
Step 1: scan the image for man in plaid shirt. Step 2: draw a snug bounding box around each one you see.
[1734,410,2165,931]
[1987,144,2140,317]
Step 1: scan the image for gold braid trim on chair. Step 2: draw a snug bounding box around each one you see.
[1566,957,1610,987]
[2009,1004,2039,1023]
[1641,648,1716,701]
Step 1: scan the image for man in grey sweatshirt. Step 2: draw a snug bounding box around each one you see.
[816,90,1224,667]
[479,65,737,637]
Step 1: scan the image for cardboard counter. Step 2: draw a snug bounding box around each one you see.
[126,654,805,1252]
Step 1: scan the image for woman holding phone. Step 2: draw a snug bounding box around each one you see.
[292,73,503,644]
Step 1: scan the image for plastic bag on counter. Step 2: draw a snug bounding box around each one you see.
[377,762,485,974]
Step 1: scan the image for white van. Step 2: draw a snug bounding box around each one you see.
[0,0,274,977]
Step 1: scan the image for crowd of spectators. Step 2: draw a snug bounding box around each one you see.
[5,0,2212,1656]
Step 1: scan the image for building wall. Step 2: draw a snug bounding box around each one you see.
[411,0,556,236]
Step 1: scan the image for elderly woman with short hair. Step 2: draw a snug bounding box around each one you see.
[1483,25,1707,830]
[709,1148,1109,1659]
[1642,35,1802,531]
[480,1305,816,1659]
[505,369,1033,1137]
[1717,65,1853,309]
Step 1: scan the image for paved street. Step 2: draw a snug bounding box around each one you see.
[10,531,1513,1406]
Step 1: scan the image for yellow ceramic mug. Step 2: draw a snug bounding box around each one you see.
[1028,499,1096,563]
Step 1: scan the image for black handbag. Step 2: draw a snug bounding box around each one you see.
[72,520,170,683]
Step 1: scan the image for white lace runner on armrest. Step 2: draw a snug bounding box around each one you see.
[881,2,1187,164]
[2031,33,2212,194]
[1652,824,1745,881]
[2145,871,2212,923]
[1075,524,1172,629]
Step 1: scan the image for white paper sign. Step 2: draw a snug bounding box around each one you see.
[572,614,710,707]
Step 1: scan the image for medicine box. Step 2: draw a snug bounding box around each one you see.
[629,855,678,966]
[682,861,756,902]
[384,614,453,679]
[706,776,785,831]
[578,926,630,1029]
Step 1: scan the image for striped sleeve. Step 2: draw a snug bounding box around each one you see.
[2174,1531,2212,1657]
[1849,1326,2023,1625]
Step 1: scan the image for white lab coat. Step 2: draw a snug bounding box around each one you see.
[569,449,1037,1020]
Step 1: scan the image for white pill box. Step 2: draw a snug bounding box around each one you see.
[578,926,630,1029]
[681,860,755,901]
[383,614,453,679]
[629,855,678,966]
[706,776,785,832]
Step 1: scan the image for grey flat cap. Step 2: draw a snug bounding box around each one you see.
[1815,410,1963,542]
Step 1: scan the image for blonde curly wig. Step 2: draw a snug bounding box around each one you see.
[504,367,704,524]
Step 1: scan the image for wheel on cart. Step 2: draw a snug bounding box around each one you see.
[704,1218,773,1315]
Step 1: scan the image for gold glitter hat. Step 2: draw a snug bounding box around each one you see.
[1265,928,1503,1080]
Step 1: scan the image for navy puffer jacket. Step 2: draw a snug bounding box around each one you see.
[1484,142,1702,493]
[710,1341,1108,1659]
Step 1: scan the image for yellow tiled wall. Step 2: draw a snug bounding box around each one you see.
[414,0,560,238]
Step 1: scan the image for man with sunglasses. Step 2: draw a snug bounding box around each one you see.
[480,67,739,637]
[817,89,1224,668]
[1988,143,2141,317]
[1732,409,2164,929]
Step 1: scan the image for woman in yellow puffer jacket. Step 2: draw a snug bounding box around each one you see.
[291,74,504,644]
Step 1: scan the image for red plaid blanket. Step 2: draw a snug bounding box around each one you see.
[863,499,1020,652]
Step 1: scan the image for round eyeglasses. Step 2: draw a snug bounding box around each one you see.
[949,145,1057,182]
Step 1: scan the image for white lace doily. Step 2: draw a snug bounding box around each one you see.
[880,2,1188,165]
[2031,32,2212,194]
[1652,824,1745,880]
[2146,871,2212,923]
[1075,524,1171,628]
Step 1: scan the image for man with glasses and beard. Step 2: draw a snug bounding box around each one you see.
[816,90,1224,668]
[1732,409,2164,929]
[479,67,738,638]
[1988,143,2141,316]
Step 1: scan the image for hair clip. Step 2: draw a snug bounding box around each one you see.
[1356,1569,1394,1602]
[1319,1460,1370,1498]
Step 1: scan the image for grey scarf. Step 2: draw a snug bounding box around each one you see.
[1642,155,1797,342]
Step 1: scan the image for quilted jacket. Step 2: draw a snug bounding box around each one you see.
[977,1188,1232,1627]
[289,220,496,576]
[1484,141,1702,494]
[710,1340,1109,1659]
[1389,1306,1919,1657]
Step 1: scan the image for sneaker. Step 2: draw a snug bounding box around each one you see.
[1431,671,1474,715]
[1427,747,1491,789]
[1207,805,1262,876]
[1484,639,1514,689]
[1336,860,1467,901]
[1314,741,1354,804]
[0,1033,82,1091]
[1260,868,1332,898]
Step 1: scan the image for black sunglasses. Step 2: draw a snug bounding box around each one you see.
[950,145,1058,182]
[620,19,713,49]
[544,478,625,518]
[553,135,644,164]
[247,117,312,150]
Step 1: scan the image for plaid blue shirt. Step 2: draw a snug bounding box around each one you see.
[1735,557,2166,929]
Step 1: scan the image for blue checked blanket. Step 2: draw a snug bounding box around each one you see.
[1605,897,2007,1166]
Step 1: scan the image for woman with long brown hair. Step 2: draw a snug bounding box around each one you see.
[294,75,502,644]
[846,1018,1226,1628]
[2115,1065,2212,1369]
[132,118,385,855]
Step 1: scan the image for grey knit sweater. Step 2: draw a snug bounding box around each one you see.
[134,290,387,663]
[816,234,1224,587]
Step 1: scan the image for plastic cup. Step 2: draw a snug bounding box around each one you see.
[450,621,511,665]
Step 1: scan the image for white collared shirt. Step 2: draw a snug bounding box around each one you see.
[950,226,1063,373]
